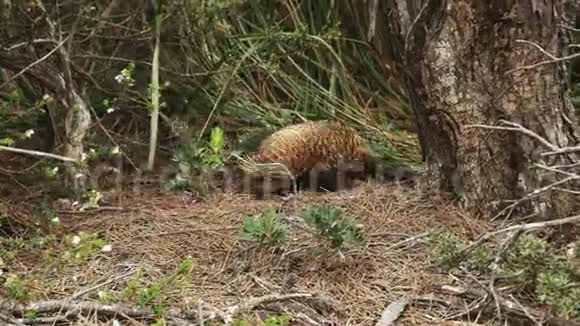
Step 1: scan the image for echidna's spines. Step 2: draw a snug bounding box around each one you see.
[240,120,379,198]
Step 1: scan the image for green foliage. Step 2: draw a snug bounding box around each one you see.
[241,208,288,245]
[302,205,365,249]
[0,90,50,148]
[427,231,580,320]
[428,229,493,274]
[199,126,226,169]
[427,229,464,271]
[0,234,56,264]
[536,269,579,319]
[233,314,291,326]
[501,234,550,284]
[163,126,226,192]
[79,190,104,211]
[120,257,195,319]
[61,231,107,265]
[3,275,32,302]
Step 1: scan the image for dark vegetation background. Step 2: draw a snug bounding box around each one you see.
[0,0,423,198]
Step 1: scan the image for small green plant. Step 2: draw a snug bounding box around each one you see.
[199,126,225,169]
[241,209,287,245]
[464,245,493,274]
[0,234,56,264]
[427,229,464,271]
[78,189,104,211]
[0,137,14,146]
[536,268,580,319]
[121,269,145,301]
[232,314,291,326]
[120,258,195,320]
[427,231,580,320]
[23,310,38,320]
[263,314,291,326]
[3,275,32,302]
[61,231,107,264]
[302,205,366,249]
[501,234,550,285]
[163,126,226,192]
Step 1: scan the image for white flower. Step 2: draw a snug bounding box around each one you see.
[24,129,34,138]
[51,216,59,224]
[111,146,120,154]
[101,244,112,252]
[106,107,116,114]
[71,235,81,246]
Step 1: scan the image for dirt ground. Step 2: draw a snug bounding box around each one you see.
[1,178,502,325]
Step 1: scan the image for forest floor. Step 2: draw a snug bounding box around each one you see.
[0,174,507,326]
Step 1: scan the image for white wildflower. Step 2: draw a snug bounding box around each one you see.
[71,235,81,246]
[101,244,112,252]
[24,129,34,138]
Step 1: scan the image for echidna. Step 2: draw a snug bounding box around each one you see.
[238,120,383,199]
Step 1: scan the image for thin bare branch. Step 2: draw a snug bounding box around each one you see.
[0,36,70,90]
[459,214,580,257]
[0,145,77,162]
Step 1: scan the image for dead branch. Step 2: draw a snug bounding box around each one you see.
[494,176,579,221]
[505,45,580,74]
[222,292,316,323]
[0,312,25,326]
[459,214,580,257]
[465,120,559,152]
[440,284,546,321]
[0,145,77,162]
[466,119,580,220]
[1,291,322,325]
[0,36,70,91]
[69,269,138,300]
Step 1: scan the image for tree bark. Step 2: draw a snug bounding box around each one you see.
[0,51,91,195]
[347,0,580,219]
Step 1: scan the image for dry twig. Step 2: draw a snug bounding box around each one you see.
[459,214,580,258]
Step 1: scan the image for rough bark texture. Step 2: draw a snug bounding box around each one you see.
[347,0,580,218]
[0,51,91,194]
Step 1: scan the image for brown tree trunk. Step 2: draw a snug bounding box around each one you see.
[347,1,580,219]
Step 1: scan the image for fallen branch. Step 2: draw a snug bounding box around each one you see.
[440,284,545,321]
[1,291,321,325]
[0,145,77,162]
[222,292,316,323]
[493,175,579,221]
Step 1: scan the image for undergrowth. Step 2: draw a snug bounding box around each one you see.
[428,229,580,320]
[241,204,366,251]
